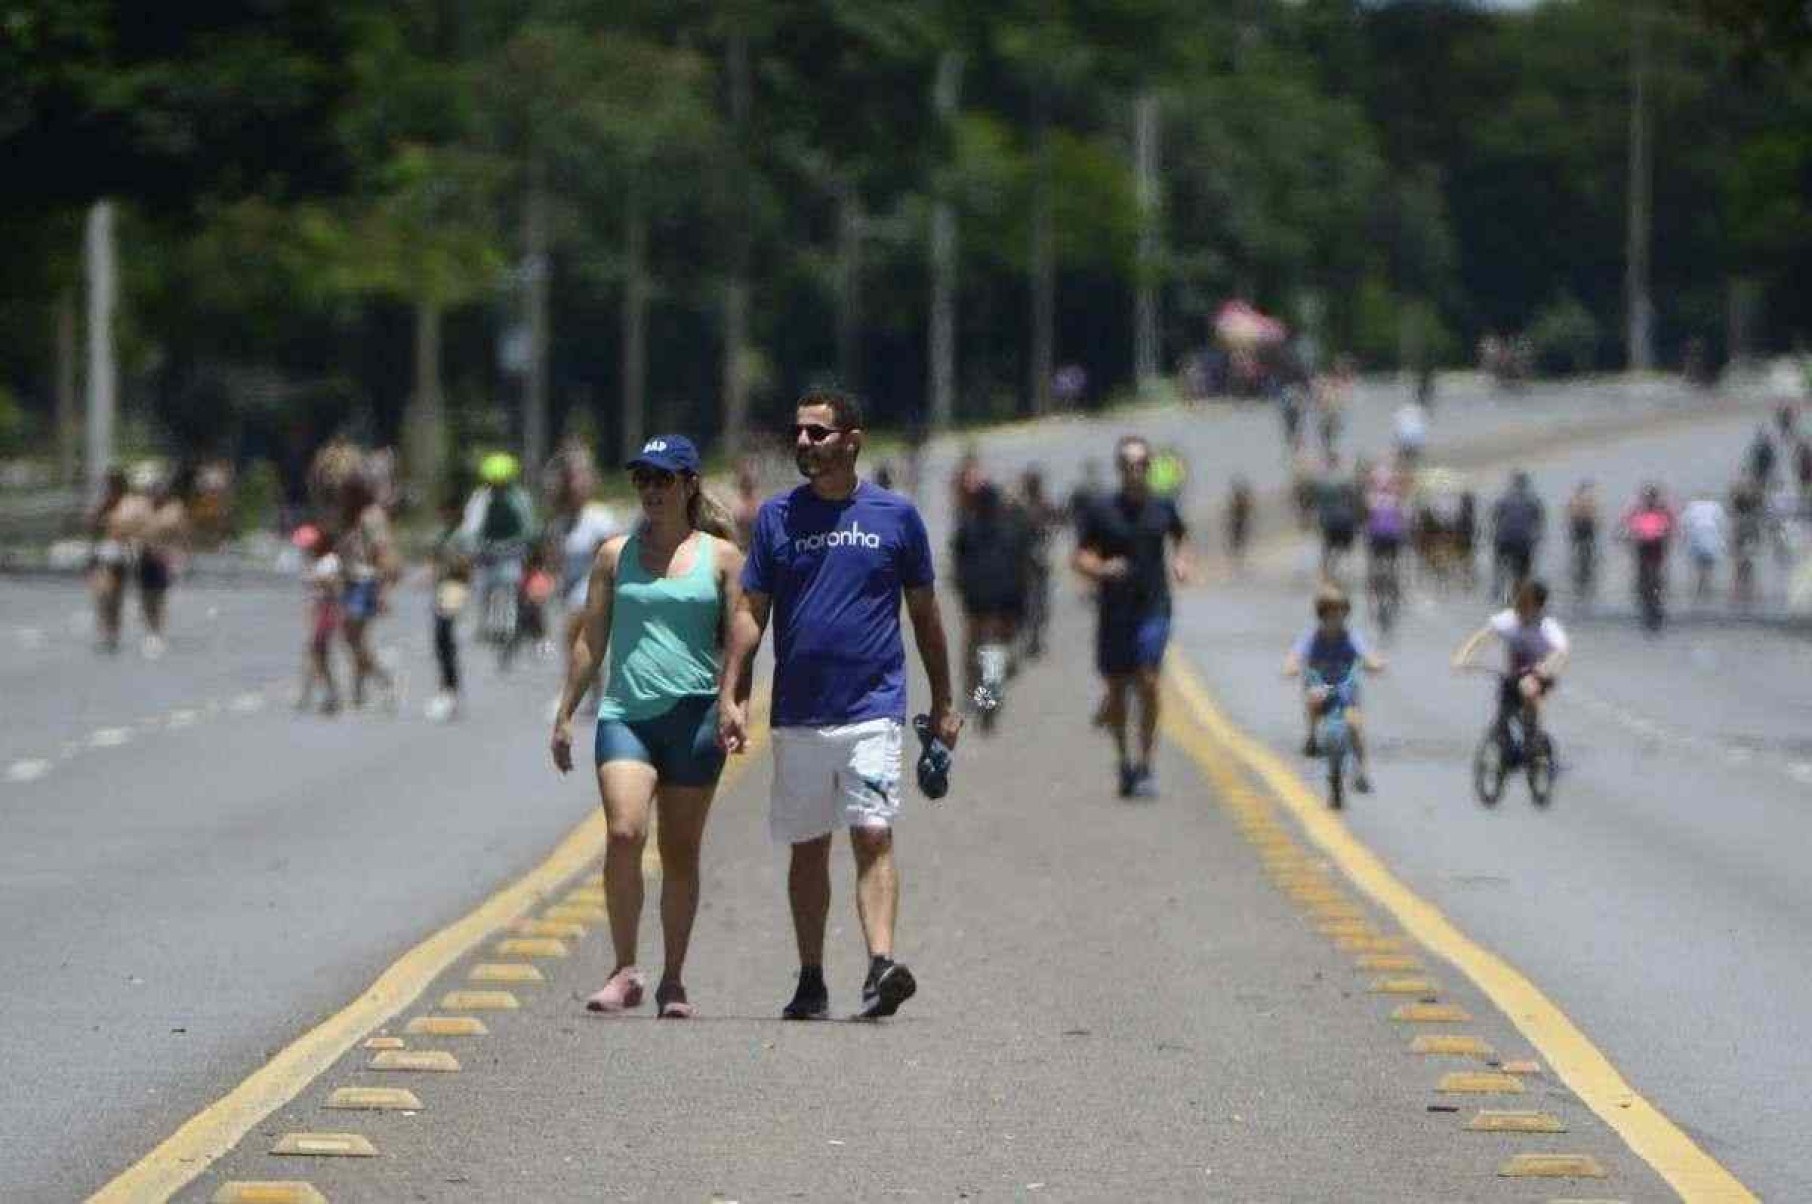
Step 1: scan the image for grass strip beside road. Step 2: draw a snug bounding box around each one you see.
[90,697,771,1204]
[1162,653,1756,1203]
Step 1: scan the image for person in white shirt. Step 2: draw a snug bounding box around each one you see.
[1680,494,1728,603]
[1451,579,1570,736]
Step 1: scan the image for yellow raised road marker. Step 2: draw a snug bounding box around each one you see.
[1467,1110,1567,1133]
[543,904,606,924]
[370,1049,459,1073]
[469,962,544,984]
[1392,1002,1472,1024]
[1356,954,1422,973]
[211,1182,327,1204]
[1411,1035,1495,1058]
[1438,1071,1526,1095]
[1499,1153,1608,1179]
[362,1036,405,1050]
[1337,934,1408,954]
[1502,1059,1544,1075]
[325,1087,422,1111]
[440,989,520,1011]
[1316,921,1376,941]
[1369,977,1440,996]
[1162,657,1756,1202]
[271,1132,378,1158]
[516,919,585,940]
[405,1015,488,1037]
[496,937,569,958]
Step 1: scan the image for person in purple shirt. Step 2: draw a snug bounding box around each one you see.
[719,388,962,1021]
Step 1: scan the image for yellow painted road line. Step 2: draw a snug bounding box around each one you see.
[91,699,771,1204]
[1163,655,1756,1203]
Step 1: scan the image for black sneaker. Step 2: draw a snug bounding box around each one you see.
[856,961,917,1020]
[781,974,830,1021]
[1117,762,1136,798]
[1129,765,1159,799]
[1353,769,1372,794]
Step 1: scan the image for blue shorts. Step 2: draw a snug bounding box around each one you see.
[343,580,381,622]
[1097,611,1171,676]
[595,695,725,787]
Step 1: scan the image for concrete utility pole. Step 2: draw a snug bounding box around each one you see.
[1133,90,1162,393]
[56,287,77,486]
[1028,99,1055,417]
[927,51,963,435]
[523,158,551,475]
[84,201,117,501]
[1624,1,1655,373]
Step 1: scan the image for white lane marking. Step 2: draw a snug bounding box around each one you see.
[228,692,265,714]
[6,759,52,783]
[167,709,198,728]
[1791,762,1812,785]
[88,727,133,748]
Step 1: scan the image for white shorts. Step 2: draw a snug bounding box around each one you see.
[769,719,903,844]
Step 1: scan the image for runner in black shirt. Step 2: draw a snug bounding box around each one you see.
[1073,435,1195,798]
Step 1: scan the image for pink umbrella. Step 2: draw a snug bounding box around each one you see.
[1214,300,1288,347]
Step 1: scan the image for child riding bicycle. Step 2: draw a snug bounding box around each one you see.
[1281,586,1387,794]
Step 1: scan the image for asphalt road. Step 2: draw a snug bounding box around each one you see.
[0,378,1791,1200]
[1168,406,1812,1201]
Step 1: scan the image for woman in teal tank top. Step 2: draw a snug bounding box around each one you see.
[550,434,749,1019]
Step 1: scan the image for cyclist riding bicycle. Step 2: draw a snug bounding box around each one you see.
[1566,480,1599,600]
[461,452,539,650]
[1281,586,1386,794]
[1451,578,1569,741]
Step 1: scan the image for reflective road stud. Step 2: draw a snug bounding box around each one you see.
[370,1049,460,1072]
[406,1015,489,1037]
[271,1133,378,1157]
[212,1183,328,1204]
[516,919,585,939]
[1465,1110,1567,1133]
[1497,1153,1607,1178]
[469,962,544,984]
[1393,1002,1472,1023]
[326,1087,422,1111]
[1437,1072,1526,1095]
[496,938,568,958]
[440,990,520,1010]
[1411,1035,1495,1058]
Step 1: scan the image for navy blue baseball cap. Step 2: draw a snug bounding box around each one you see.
[626,435,701,475]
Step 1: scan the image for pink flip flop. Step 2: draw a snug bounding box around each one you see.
[655,985,694,1019]
[585,967,646,1012]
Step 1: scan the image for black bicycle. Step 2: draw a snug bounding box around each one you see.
[1367,546,1402,636]
[1470,671,1557,807]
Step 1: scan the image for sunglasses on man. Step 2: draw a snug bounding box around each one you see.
[792,423,847,443]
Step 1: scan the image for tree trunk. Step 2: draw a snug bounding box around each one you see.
[1029,103,1056,417]
[406,299,445,506]
[721,30,754,457]
[84,200,117,501]
[55,286,77,487]
[1624,1,1655,372]
[836,180,863,391]
[1133,90,1162,392]
[620,182,649,463]
[524,155,552,474]
[928,51,963,435]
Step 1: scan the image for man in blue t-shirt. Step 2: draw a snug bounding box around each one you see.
[719,388,962,1022]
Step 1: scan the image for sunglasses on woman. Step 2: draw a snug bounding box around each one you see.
[630,467,677,489]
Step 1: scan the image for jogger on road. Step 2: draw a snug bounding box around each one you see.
[718,389,963,1021]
